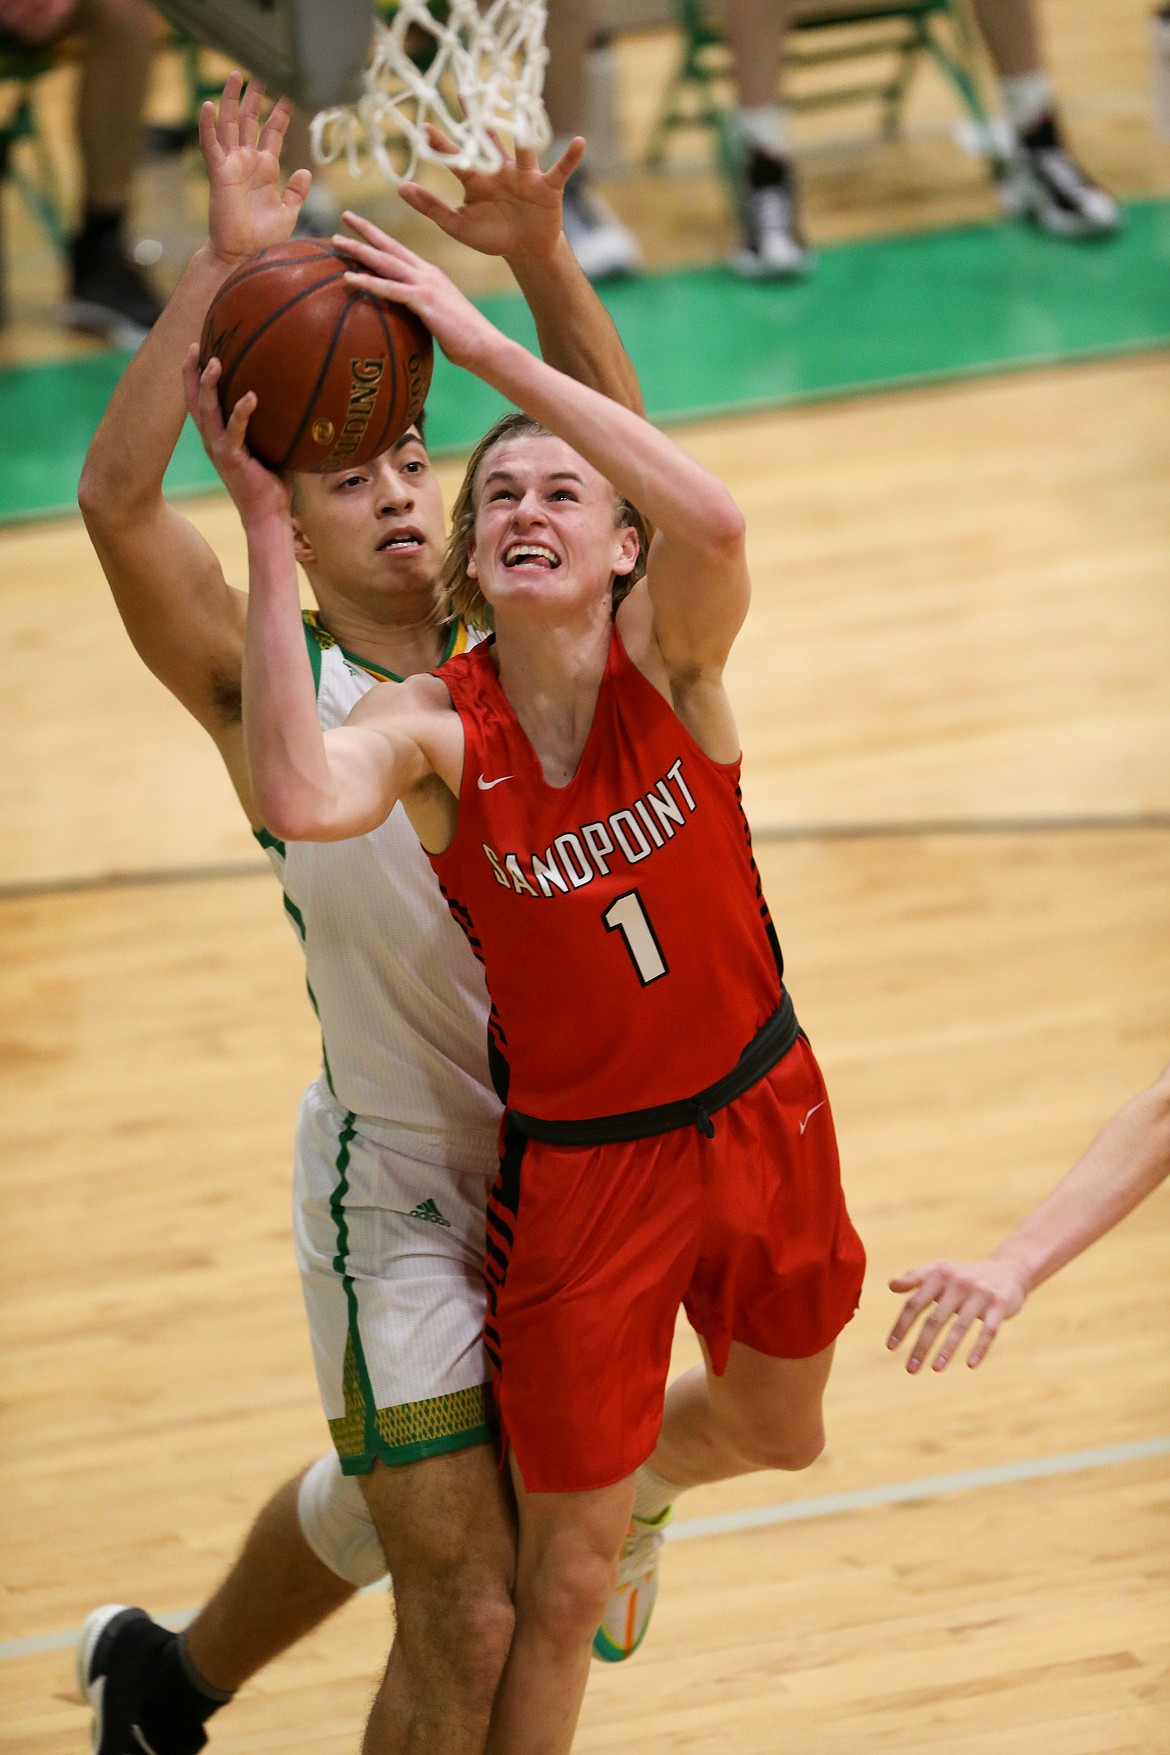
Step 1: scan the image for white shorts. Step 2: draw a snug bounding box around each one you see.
[294,1079,499,1474]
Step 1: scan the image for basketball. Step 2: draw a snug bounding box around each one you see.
[198,240,433,474]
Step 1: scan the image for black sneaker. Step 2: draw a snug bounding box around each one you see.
[999,114,1121,238]
[729,149,809,279]
[77,1605,207,1755]
[62,235,164,348]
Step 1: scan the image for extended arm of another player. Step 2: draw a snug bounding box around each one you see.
[78,244,248,722]
[394,133,644,415]
[887,1060,1170,1372]
[509,237,644,417]
[78,77,309,729]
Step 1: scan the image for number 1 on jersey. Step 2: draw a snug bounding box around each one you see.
[602,889,669,986]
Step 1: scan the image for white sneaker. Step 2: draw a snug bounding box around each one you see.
[592,1505,671,1663]
[729,151,809,279]
[293,183,344,240]
[561,172,643,281]
[998,116,1120,238]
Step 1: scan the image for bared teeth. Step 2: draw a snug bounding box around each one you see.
[505,544,558,567]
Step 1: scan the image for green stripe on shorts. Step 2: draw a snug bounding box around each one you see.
[326,1111,495,1472]
[329,1333,496,1472]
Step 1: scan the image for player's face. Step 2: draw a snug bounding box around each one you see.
[467,436,638,616]
[289,428,446,605]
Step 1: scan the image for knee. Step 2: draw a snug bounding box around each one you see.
[298,1454,388,1588]
[518,1546,617,1651]
[397,1563,515,1702]
[457,1585,516,1694]
[733,1418,826,1474]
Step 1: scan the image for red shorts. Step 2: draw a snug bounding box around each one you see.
[482,1034,865,1493]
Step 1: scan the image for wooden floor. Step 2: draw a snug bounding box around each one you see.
[2,7,1170,1743]
[1,340,1168,1751]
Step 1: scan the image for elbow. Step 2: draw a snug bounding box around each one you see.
[78,448,151,531]
[77,456,107,525]
[255,781,363,844]
[78,458,126,532]
[252,779,326,844]
[700,495,746,559]
[257,799,327,844]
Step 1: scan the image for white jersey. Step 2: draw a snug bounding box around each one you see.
[259,614,499,1162]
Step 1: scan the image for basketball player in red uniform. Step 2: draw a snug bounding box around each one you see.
[190,228,866,1755]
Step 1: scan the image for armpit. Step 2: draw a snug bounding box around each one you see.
[208,666,243,726]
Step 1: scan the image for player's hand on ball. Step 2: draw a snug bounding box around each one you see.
[398,125,585,262]
[201,71,311,270]
[886,1258,1028,1373]
[184,345,291,524]
[335,218,499,373]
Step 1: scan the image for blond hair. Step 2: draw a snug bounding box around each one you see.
[440,411,647,630]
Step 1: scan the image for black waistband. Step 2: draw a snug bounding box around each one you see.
[508,988,799,1148]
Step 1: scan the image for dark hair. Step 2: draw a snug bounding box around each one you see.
[439,411,647,629]
[288,408,427,505]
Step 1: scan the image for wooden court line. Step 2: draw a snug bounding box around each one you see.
[751,812,1170,844]
[4,1435,1168,1663]
[2,813,1168,905]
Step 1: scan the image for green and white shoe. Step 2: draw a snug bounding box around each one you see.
[592,1505,672,1663]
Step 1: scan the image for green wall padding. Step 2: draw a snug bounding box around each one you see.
[2,199,1167,525]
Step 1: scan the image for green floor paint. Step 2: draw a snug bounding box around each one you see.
[3,199,1168,525]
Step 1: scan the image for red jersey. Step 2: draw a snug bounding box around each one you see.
[429,626,784,1122]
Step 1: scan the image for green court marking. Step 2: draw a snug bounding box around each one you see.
[3,199,1168,525]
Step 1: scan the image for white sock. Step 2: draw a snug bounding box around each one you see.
[632,1462,679,1522]
[1000,72,1054,138]
[736,104,789,161]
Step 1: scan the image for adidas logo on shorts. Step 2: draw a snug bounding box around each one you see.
[407,1198,451,1228]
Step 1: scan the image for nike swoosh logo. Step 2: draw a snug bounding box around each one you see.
[477,774,512,790]
[133,1725,163,1755]
[799,1102,825,1134]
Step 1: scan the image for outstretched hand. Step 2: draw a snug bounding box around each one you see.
[183,345,291,527]
[398,126,584,261]
[201,71,312,269]
[334,216,501,373]
[886,1258,1028,1373]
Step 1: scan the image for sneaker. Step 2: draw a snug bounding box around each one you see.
[561,170,643,281]
[77,1604,207,1755]
[62,236,165,348]
[293,182,343,240]
[729,149,809,279]
[592,1504,671,1663]
[998,115,1120,238]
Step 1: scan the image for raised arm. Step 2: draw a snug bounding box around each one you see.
[396,130,644,415]
[887,1059,1170,1373]
[78,75,309,751]
[337,233,748,676]
[184,355,453,848]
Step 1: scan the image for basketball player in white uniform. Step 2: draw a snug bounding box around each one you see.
[76,75,644,1755]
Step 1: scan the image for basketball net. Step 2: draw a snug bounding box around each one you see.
[310,0,550,185]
